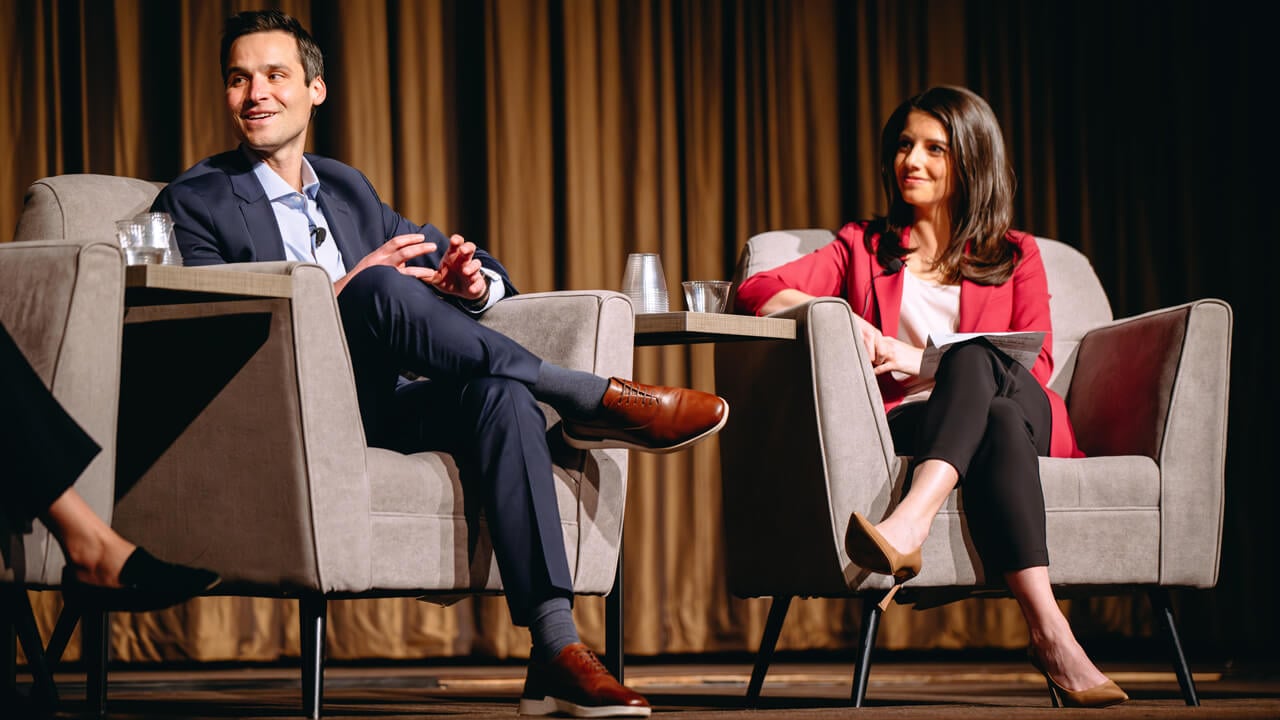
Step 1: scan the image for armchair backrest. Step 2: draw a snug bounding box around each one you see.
[1036,239,1113,393]
[16,174,164,245]
[731,229,1115,393]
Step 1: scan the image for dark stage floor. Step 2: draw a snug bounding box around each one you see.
[14,655,1280,719]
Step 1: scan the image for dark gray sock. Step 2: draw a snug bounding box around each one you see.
[532,362,611,419]
[529,595,580,663]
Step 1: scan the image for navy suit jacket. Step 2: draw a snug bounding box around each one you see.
[151,149,516,299]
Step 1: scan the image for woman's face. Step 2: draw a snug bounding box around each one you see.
[894,110,953,217]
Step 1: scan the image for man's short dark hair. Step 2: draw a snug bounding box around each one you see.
[221,10,324,85]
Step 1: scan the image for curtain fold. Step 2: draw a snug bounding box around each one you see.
[5,0,1272,664]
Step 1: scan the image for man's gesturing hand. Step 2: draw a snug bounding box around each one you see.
[334,233,436,295]
[414,234,489,302]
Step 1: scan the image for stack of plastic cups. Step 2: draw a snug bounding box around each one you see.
[621,253,669,313]
[133,211,183,266]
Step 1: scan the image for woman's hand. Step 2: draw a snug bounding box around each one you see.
[854,316,882,362]
[871,335,923,377]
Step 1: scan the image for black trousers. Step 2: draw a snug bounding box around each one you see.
[887,339,1052,574]
[0,322,101,538]
[336,266,569,626]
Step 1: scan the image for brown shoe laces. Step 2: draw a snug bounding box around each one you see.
[566,644,610,676]
[613,379,659,408]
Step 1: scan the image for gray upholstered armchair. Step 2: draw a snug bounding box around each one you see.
[716,229,1231,707]
[2,183,133,707]
[12,174,635,718]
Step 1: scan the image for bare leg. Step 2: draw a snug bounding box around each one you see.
[873,459,959,555]
[40,488,136,589]
[1007,566,1108,691]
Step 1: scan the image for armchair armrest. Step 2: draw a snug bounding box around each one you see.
[200,260,306,275]
[716,298,902,597]
[1066,298,1232,587]
[477,290,635,591]
[0,239,124,522]
[113,261,375,593]
[0,239,124,582]
[479,290,635,378]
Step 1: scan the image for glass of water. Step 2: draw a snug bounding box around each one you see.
[132,212,181,265]
[114,220,150,265]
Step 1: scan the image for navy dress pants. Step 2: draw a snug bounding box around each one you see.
[0,321,101,537]
[887,339,1052,575]
[336,266,569,625]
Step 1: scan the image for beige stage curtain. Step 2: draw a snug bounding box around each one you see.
[6,0,1267,665]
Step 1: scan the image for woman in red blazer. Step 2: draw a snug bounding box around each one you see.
[736,86,1126,708]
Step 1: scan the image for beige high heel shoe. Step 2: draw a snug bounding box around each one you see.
[1027,648,1129,708]
[845,512,922,610]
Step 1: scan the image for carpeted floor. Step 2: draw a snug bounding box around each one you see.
[15,657,1280,719]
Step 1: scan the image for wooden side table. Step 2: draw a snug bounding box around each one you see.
[602,311,796,681]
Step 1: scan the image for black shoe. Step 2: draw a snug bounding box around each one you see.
[62,548,221,612]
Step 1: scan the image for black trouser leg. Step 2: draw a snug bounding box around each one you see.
[389,376,573,627]
[0,321,100,534]
[336,266,542,446]
[888,340,1052,574]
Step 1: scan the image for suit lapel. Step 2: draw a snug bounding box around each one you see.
[229,162,287,262]
[316,192,362,270]
[873,270,905,338]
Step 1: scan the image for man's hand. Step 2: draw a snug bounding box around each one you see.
[415,234,489,302]
[334,233,436,295]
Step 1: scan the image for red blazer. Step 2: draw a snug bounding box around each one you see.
[736,221,1083,458]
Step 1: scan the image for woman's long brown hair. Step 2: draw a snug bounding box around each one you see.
[870,86,1019,286]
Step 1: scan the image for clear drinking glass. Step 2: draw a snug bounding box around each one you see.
[132,212,180,265]
[621,253,669,313]
[681,280,732,313]
[114,220,149,265]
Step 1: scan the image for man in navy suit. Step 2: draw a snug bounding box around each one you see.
[153,10,727,718]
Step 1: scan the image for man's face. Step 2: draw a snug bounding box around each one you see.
[224,30,325,161]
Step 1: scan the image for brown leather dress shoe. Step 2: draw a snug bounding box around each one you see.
[561,378,728,453]
[519,642,651,717]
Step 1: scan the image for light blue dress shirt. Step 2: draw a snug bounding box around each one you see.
[251,154,348,282]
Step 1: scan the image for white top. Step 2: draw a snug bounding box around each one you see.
[896,267,960,403]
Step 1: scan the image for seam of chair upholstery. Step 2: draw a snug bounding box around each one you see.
[807,297,899,573]
[43,180,70,242]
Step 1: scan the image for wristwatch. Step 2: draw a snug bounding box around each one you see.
[460,273,492,311]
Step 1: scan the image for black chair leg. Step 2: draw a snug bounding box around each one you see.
[851,596,883,707]
[745,596,792,707]
[3,587,57,707]
[300,595,327,719]
[604,546,624,683]
[1149,589,1200,706]
[44,606,81,665]
[82,609,109,717]
[2,589,16,691]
